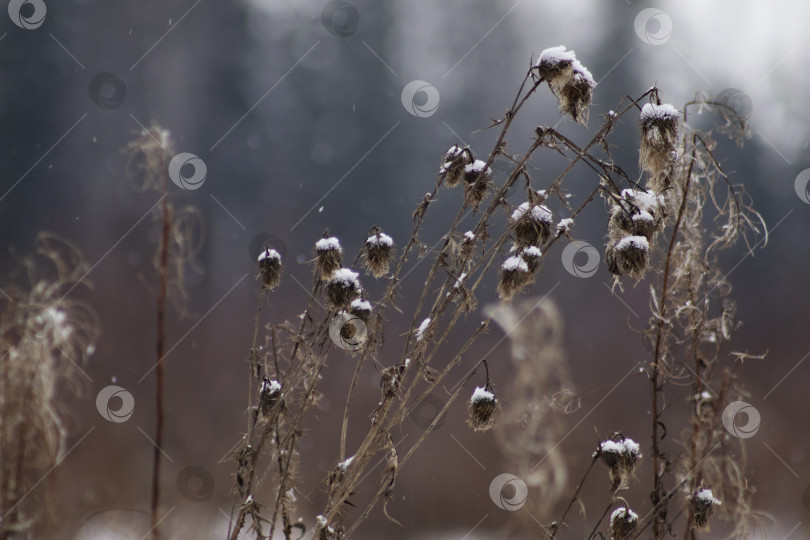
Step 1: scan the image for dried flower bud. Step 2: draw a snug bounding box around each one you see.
[467,386,497,431]
[363,227,394,278]
[460,230,476,258]
[595,437,642,490]
[439,145,473,187]
[610,235,650,278]
[497,255,533,300]
[349,298,372,322]
[610,507,639,540]
[690,488,721,530]
[536,45,596,124]
[520,246,542,273]
[511,201,554,247]
[609,188,666,240]
[463,160,491,208]
[325,268,361,308]
[258,377,281,417]
[639,103,680,187]
[314,236,343,278]
[257,248,282,290]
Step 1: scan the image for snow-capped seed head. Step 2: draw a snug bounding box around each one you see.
[325,268,361,308]
[612,235,650,278]
[639,103,680,187]
[609,189,666,240]
[520,246,543,273]
[536,46,595,124]
[463,160,492,209]
[595,437,643,490]
[258,377,282,417]
[690,488,721,530]
[467,386,497,432]
[314,235,343,278]
[610,507,639,540]
[511,202,554,247]
[257,247,282,290]
[460,230,476,258]
[439,145,474,187]
[363,226,394,278]
[497,255,533,300]
[349,298,372,322]
[557,217,574,234]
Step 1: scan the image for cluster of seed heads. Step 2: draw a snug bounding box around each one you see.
[595,436,642,491]
[438,146,493,208]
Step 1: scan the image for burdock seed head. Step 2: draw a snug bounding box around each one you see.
[257,247,282,291]
[467,386,497,432]
[520,246,542,273]
[439,145,474,187]
[314,235,343,279]
[497,255,533,300]
[613,235,650,278]
[595,437,642,490]
[463,160,492,209]
[325,268,361,308]
[690,488,721,530]
[511,201,554,247]
[610,507,639,540]
[639,102,680,186]
[363,226,394,278]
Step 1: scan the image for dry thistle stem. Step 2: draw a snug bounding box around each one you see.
[595,437,642,490]
[497,255,533,300]
[314,236,343,279]
[467,386,498,432]
[257,248,282,290]
[439,145,473,187]
[610,507,639,539]
[362,227,394,278]
[639,102,680,188]
[324,268,361,308]
[535,45,596,124]
[690,488,721,530]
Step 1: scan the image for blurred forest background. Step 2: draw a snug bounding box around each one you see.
[1,0,809,538]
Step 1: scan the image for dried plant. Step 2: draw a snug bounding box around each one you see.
[218,45,765,540]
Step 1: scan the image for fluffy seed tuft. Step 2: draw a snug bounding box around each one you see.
[257,248,282,290]
[362,226,394,278]
[467,386,497,431]
[325,268,361,308]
